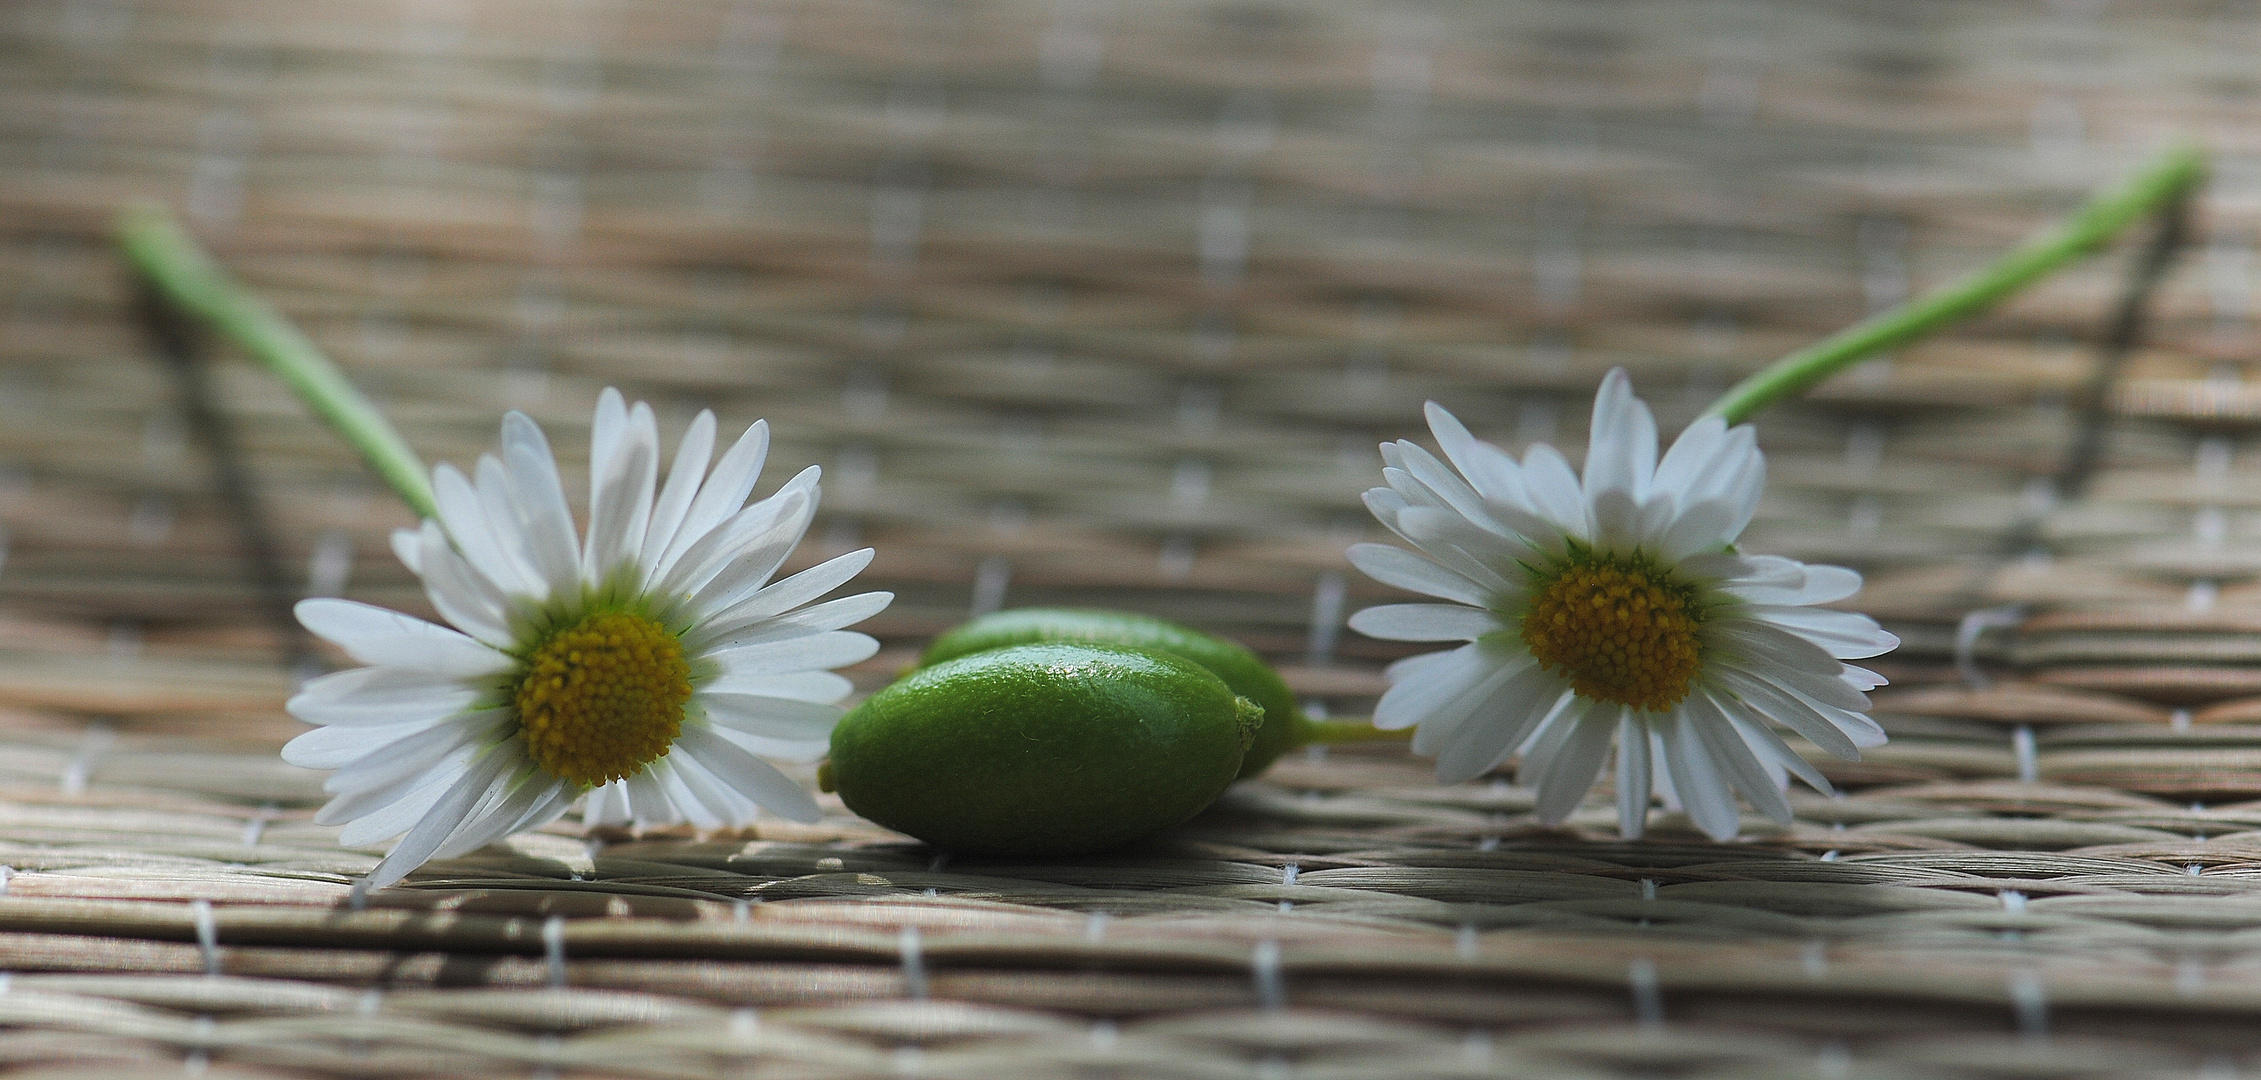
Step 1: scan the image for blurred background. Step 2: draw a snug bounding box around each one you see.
[1,0,2256,738]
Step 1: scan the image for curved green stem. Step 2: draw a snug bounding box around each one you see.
[113,203,436,519]
[1705,142,2207,425]
[1298,718,1411,745]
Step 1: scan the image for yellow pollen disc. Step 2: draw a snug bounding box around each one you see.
[1520,558,1703,712]
[513,611,692,786]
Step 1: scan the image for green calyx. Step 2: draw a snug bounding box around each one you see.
[920,607,1310,777]
[828,642,1255,858]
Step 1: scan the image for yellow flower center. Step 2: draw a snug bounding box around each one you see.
[513,611,692,786]
[1520,556,1703,712]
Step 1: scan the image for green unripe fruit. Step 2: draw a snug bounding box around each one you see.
[828,642,1265,857]
[921,608,1305,777]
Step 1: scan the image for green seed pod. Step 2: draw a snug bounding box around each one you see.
[828,642,1265,857]
[920,608,1305,777]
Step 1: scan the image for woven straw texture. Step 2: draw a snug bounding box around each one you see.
[9,0,2261,1076]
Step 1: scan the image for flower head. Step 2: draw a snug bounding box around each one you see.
[1347,370,1896,840]
[287,390,889,893]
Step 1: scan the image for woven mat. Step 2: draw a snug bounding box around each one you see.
[8,0,2261,1076]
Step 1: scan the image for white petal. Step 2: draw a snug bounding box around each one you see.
[700,693,845,741]
[582,405,658,585]
[1686,691,1793,825]
[589,388,627,498]
[1503,701,1581,794]
[1721,558,1863,606]
[1711,426,1762,494]
[390,527,423,575]
[286,667,481,729]
[684,488,822,618]
[431,768,570,860]
[1586,487,1643,550]
[656,751,744,829]
[1362,487,1418,545]
[1381,643,1455,679]
[316,712,513,821]
[1730,652,1875,713]
[642,410,717,582]
[1720,703,1834,795]
[1681,552,1768,587]
[1615,712,1652,838]
[1648,729,1680,812]
[659,470,817,604]
[1381,459,1449,513]
[1424,402,1529,508]
[321,751,492,839]
[698,549,876,642]
[1719,666,1886,751]
[1374,643,1492,732]
[1428,664,1568,780]
[707,630,880,675]
[691,748,781,822]
[693,592,893,654]
[1711,668,1862,759]
[473,455,551,604]
[1390,443,1515,540]
[1347,603,1500,642]
[286,723,389,772]
[1403,661,1504,754]
[1518,443,1588,539]
[660,419,769,577]
[417,522,516,649]
[1525,701,1617,825]
[1346,543,1492,608]
[1708,621,1844,678]
[1840,664,1887,693]
[431,463,536,599]
[1633,492,1681,550]
[1581,368,1657,501]
[1679,423,1760,506]
[1480,497,1577,558]
[673,725,823,823]
[1392,508,1526,594]
[332,757,468,844]
[704,721,830,764]
[583,781,628,826]
[623,765,680,827]
[1659,498,1738,562]
[295,599,513,679]
[507,783,579,841]
[1747,606,1899,660]
[1659,710,1740,841]
[1713,446,1766,539]
[702,670,854,704]
[501,412,581,595]
[1651,415,1728,497]
[358,743,522,892]
[288,715,454,771]
[1408,657,1530,756]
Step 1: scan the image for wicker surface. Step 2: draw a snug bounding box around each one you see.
[8,0,2261,1075]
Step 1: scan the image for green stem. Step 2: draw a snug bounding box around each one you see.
[112,203,437,519]
[1299,718,1411,745]
[1705,142,2207,425]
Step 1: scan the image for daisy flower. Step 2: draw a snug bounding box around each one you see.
[1345,369,1897,841]
[285,389,890,894]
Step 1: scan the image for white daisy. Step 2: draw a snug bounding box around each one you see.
[1346,369,1898,841]
[286,389,890,894]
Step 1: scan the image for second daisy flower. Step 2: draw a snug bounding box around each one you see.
[1348,370,1897,840]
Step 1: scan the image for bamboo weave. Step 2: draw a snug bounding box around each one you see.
[7,0,2261,1075]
